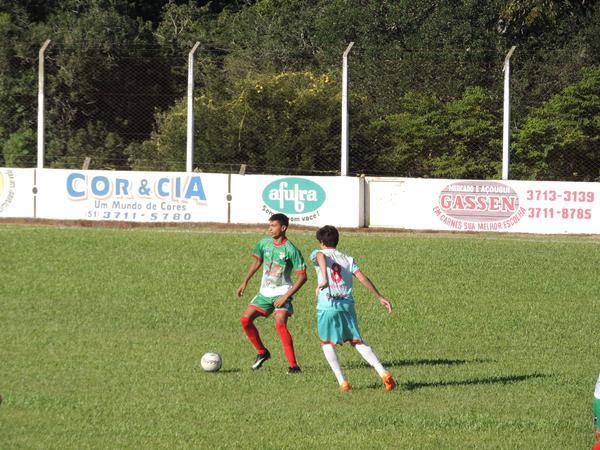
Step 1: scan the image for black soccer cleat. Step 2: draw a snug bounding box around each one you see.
[287,366,302,374]
[252,350,271,369]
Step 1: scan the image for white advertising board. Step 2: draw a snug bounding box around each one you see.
[230,175,363,228]
[367,177,600,234]
[0,168,34,218]
[35,169,229,223]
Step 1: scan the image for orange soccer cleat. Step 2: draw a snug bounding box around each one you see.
[382,371,396,391]
[339,381,352,392]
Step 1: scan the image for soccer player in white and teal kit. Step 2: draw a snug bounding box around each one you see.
[310,225,396,391]
[237,214,307,373]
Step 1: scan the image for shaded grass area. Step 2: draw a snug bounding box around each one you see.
[0,225,598,449]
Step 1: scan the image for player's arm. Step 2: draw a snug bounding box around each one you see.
[274,247,307,307]
[315,252,329,295]
[273,269,307,307]
[354,270,392,314]
[236,255,262,297]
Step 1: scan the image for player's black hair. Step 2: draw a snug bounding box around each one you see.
[316,225,339,247]
[269,213,289,227]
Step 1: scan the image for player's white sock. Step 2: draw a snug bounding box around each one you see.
[322,344,346,385]
[354,343,386,377]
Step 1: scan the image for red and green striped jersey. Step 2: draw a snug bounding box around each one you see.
[253,237,306,297]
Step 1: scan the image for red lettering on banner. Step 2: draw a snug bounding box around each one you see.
[439,193,517,214]
[435,181,523,231]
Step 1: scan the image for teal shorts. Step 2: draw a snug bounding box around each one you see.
[249,293,294,317]
[317,306,363,345]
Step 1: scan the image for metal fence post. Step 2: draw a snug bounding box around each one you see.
[341,42,354,176]
[186,42,200,172]
[502,46,516,180]
[37,39,51,169]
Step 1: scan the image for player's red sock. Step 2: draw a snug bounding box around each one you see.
[240,316,266,354]
[275,321,298,367]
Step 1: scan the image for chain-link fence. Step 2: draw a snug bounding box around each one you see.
[3,44,599,181]
[42,44,187,171]
[350,45,599,181]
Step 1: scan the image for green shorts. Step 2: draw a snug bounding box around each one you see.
[249,293,294,317]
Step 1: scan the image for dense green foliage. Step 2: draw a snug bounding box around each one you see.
[128,71,347,173]
[0,224,598,448]
[0,1,598,179]
[513,66,600,181]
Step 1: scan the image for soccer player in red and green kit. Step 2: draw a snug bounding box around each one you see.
[236,213,307,373]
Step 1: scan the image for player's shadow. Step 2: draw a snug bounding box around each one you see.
[215,368,242,374]
[387,358,493,368]
[345,358,492,370]
[399,373,548,391]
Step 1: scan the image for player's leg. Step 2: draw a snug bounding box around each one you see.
[317,310,352,390]
[344,304,396,391]
[353,342,385,375]
[274,310,300,372]
[353,343,396,391]
[240,305,271,369]
[321,344,351,391]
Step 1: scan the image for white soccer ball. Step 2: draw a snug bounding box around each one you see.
[200,352,222,372]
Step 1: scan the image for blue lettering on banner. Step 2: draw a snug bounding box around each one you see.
[67,173,131,199]
[66,172,206,203]
[157,178,170,197]
[91,176,110,197]
[186,177,206,202]
[154,176,206,202]
[67,173,86,198]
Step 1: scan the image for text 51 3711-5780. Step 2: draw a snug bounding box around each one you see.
[86,210,192,221]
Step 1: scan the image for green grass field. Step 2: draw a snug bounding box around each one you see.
[1,224,598,449]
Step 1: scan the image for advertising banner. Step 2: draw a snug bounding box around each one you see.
[35,169,229,223]
[0,168,34,218]
[367,177,600,234]
[230,175,363,228]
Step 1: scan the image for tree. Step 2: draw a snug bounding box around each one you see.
[371,87,502,178]
[129,70,348,174]
[1,0,599,178]
[371,92,446,177]
[2,128,35,167]
[0,9,37,160]
[431,86,502,179]
[512,65,600,181]
[46,122,127,169]
[30,1,178,169]
[502,2,600,124]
